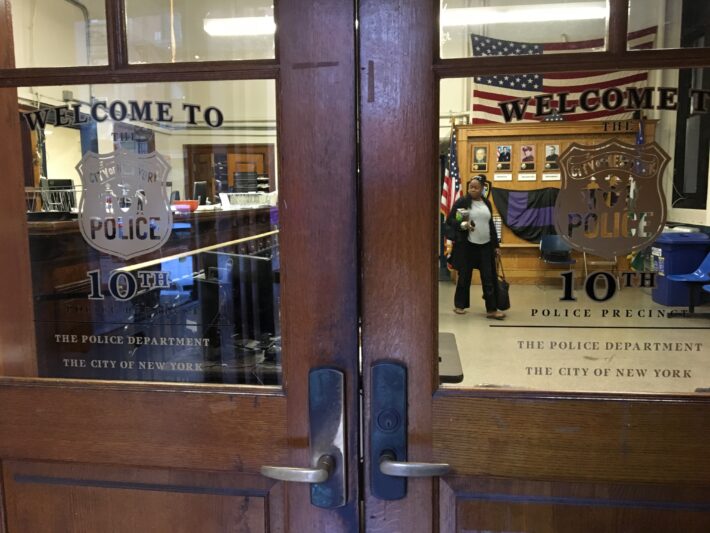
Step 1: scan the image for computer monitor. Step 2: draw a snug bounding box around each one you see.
[193,181,208,205]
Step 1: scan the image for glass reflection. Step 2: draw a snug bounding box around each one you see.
[11,0,108,68]
[440,0,608,60]
[20,81,281,385]
[628,0,710,51]
[125,0,275,63]
[438,70,710,394]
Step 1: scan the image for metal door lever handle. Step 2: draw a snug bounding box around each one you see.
[261,454,334,483]
[379,451,450,477]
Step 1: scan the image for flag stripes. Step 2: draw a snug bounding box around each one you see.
[471,27,657,124]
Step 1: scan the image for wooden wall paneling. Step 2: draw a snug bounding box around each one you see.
[0,459,6,533]
[441,476,710,533]
[608,0,631,55]
[360,0,437,531]
[0,382,290,529]
[433,393,710,484]
[435,48,710,80]
[278,0,359,530]
[104,0,128,68]
[0,383,287,472]
[3,460,277,533]
[0,90,37,374]
[0,0,14,69]
[0,0,36,377]
[456,120,655,284]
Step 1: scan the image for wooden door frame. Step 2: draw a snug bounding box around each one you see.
[360,0,710,531]
[0,0,359,531]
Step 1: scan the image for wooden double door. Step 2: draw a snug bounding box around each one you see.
[2,0,710,531]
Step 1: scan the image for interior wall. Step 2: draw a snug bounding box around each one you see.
[20,78,277,203]
[439,0,708,226]
[44,126,82,182]
[11,0,82,68]
[13,0,278,202]
[439,0,675,140]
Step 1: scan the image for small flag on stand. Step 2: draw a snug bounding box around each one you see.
[636,115,645,145]
[628,114,646,270]
[440,129,461,218]
[440,129,462,267]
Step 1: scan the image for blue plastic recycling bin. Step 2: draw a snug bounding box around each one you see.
[651,232,710,306]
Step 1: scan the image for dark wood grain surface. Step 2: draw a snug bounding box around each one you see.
[440,476,710,533]
[360,0,438,531]
[360,0,710,532]
[1,0,359,531]
[434,393,710,483]
[278,0,359,529]
[0,0,36,377]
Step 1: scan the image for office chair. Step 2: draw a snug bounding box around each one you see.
[540,235,576,266]
[667,252,710,316]
[583,252,620,289]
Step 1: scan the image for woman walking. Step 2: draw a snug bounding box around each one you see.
[445,175,505,319]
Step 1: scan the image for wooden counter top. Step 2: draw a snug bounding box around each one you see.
[27,206,274,235]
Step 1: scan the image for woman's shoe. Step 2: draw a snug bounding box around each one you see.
[453,308,466,315]
[486,311,505,320]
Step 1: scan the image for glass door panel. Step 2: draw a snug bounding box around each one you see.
[628,0,710,51]
[438,68,710,394]
[125,0,275,63]
[440,0,609,60]
[10,0,108,68]
[14,79,282,385]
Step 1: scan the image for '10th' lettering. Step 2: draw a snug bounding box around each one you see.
[559,271,656,302]
[87,269,171,301]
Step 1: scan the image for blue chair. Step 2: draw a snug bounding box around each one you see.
[667,251,710,314]
[540,235,576,267]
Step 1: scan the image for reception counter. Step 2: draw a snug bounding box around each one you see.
[28,207,281,384]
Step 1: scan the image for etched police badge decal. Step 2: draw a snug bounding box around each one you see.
[555,139,670,259]
[76,150,173,259]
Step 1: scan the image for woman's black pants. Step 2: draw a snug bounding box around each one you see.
[454,241,497,312]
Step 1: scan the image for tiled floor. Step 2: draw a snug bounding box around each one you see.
[439,281,710,394]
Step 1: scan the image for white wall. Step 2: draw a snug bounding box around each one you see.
[30,79,277,203]
[11,0,107,68]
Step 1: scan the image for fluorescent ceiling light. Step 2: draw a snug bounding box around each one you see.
[441,2,607,27]
[202,2,606,36]
[203,17,276,37]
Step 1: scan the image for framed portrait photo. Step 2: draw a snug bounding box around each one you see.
[495,144,512,170]
[520,144,535,171]
[544,144,560,170]
[471,145,488,172]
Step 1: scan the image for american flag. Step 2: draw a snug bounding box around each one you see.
[471,27,657,124]
[440,130,461,218]
[636,115,645,145]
